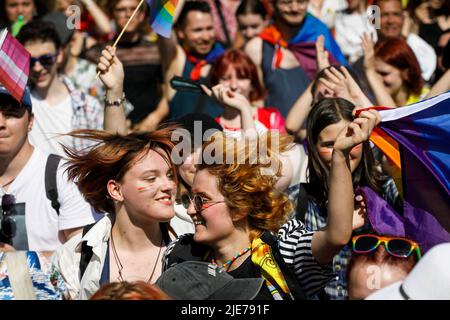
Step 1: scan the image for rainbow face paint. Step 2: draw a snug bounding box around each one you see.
[350,143,363,157]
[137,185,155,193]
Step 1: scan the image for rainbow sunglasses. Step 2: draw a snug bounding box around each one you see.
[352,234,421,260]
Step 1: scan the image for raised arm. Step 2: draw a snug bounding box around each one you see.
[80,0,113,35]
[361,33,397,107]
[201,84,256,133]
[311,109,381,265]
[285,36,330,140]
[97,46,128,135]
[426,69,450,99]
[319,66,374,108]
[285,83,313,140]
[244,37,264,87]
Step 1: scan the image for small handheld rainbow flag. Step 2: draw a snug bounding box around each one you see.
[146,0,179,38]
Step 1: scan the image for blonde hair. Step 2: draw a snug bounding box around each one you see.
[198,132,294,240]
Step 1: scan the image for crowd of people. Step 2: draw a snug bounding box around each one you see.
[0,0,449,301]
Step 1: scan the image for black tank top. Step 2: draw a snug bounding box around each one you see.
[168,59,222,120]
[261,41,310,118]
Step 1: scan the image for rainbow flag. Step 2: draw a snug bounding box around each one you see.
[146,0,178,38]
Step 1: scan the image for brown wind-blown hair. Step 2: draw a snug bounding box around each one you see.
[90,281,172,300]
[197,132,294,240]
[63,126,179,214]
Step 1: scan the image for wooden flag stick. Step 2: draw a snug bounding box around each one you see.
[96,0,146,78]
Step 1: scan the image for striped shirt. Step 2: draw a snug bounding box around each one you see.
[303,178,400,300]
[162,218,336,299]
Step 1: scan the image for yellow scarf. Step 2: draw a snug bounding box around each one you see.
[251,237,291,300]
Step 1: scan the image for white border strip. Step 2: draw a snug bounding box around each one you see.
[380,91,450,122]
[0,28,7,48]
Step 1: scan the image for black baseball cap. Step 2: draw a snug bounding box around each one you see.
[0,85,32,110]
[155,261,264,300]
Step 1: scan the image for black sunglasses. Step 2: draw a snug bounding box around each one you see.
[30,53,58,69]
[181,193,225,212]
[0,194,17,241]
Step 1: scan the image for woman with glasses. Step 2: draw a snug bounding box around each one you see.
[347,234,420,300]
[51,126,192,300]
[161,105,380,300]
[299,97,402,300]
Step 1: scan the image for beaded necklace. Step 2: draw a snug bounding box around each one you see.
[211,246,252,271]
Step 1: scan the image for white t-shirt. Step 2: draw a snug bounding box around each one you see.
[406,33,437,82]
[335,12,378,64]
[0,148,95,252]
[29,94,74,157]
[308,0,348,28]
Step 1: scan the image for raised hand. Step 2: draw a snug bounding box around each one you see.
[333,109,381,154]
[97,46,124,93]
[361,32,376,72]
[201,84,253,112]
[316,34,330,72]
[319,67,353,102]
[319,66,373,107]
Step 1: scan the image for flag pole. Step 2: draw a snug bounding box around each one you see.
[96,0,146,78]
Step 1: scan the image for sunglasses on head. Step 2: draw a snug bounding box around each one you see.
[30,53,58,69]
[181,193,225,212]
[352,234,421,259]
[0,194,17,241]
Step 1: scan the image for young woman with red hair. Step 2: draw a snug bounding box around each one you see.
[203,49,286,140]
[362,33,429,107]
[51,127,192,300]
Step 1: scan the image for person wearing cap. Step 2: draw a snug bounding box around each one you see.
[0,86,95,253]
[156,261,265,300]
[366,242,450,300]
[16,20,104,156]
[161,106,381,300]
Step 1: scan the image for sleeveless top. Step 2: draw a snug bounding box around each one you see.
[261,41,310,118]
[168,59,222,120]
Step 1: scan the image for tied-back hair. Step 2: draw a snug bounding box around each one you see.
[197,132,294,240]
[236,0,269,18]
[306,98,386,205]
[63,126,179,214]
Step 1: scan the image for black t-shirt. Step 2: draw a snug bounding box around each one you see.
[84,36,163,124]
[228,256,274,300]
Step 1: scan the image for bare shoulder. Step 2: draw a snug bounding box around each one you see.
[164,45,186,100]
[244,37,263,66]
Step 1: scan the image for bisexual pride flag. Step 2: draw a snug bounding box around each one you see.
[361,92,450,252]
[146,0,178,38]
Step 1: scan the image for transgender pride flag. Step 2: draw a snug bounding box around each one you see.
[362,92,450,252]
[0,28,30,103]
